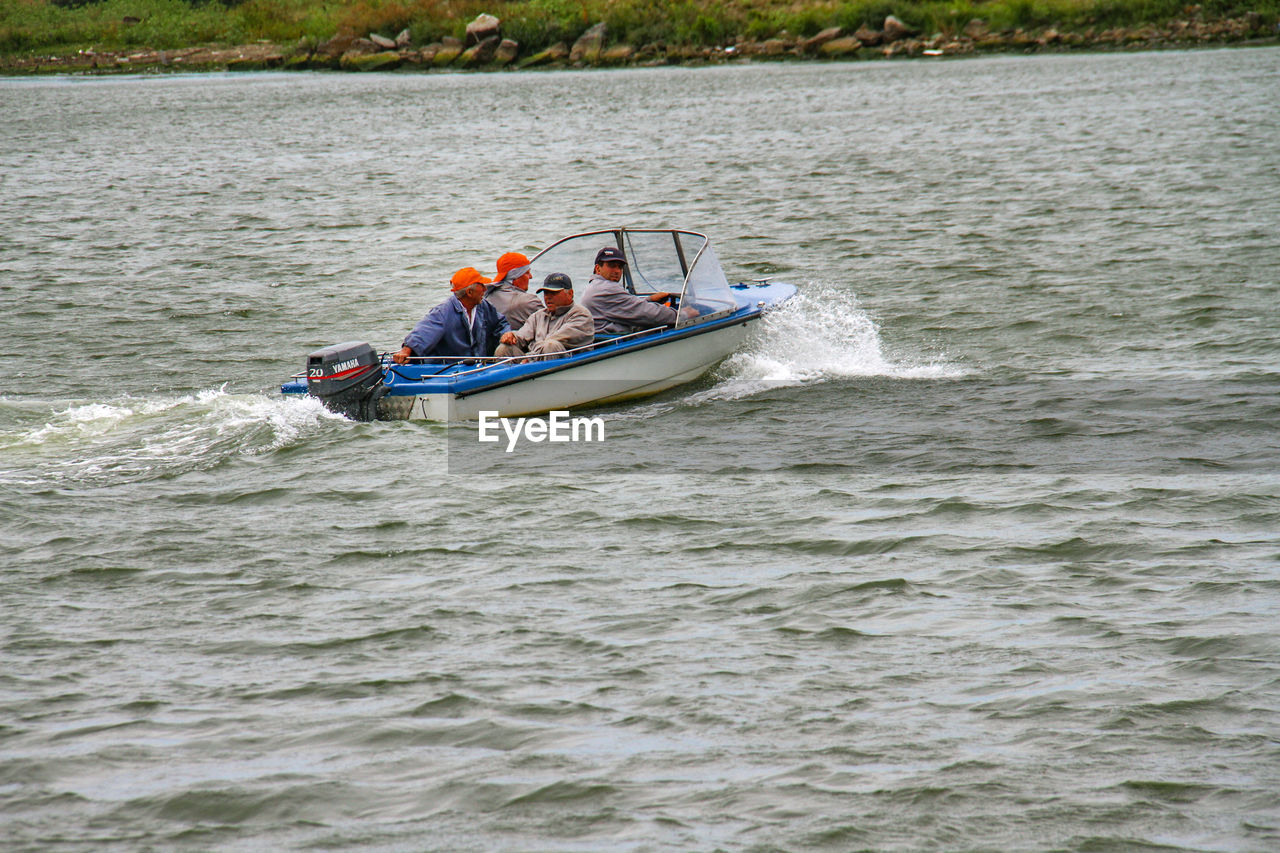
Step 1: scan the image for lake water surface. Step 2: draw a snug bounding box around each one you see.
[2,48,1279,851]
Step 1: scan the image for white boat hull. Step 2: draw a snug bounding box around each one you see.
[382,319,752,421]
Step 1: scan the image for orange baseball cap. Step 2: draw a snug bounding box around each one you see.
[494,252,531,281]
[450,267,491,291]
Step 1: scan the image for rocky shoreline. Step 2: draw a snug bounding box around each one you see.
[4,11,1278,75]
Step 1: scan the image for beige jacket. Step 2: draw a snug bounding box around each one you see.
[511,303,595,351]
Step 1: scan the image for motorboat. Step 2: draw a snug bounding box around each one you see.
[282,228,796,421]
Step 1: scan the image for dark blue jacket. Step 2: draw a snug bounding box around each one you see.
[403,295,510,359]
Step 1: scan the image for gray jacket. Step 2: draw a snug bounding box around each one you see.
[511,303,595,351]
[578,274,677,335]
[485,282,542,329]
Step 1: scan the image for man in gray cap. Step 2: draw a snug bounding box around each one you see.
[494,273,596,361]
[579,246,680,335]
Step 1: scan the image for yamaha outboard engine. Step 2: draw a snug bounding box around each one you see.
[306,341,387,421]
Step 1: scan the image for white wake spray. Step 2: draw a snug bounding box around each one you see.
[694,282,965,403]
[614,282,965,421]
[0,389,345,486]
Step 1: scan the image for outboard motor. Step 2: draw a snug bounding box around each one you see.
[306,341,387,421]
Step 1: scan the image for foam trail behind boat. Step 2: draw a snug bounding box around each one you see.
[0,390,345,488]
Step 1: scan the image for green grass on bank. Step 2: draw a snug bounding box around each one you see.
[3,0,1278,56]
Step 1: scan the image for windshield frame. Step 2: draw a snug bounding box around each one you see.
[529,228,711,291]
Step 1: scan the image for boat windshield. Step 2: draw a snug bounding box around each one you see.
[623,230,704,295]
[676,240,737,329]
[529,229,738,329]
[527,231,614,294]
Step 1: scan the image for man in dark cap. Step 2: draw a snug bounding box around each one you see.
[494,273,595,361]
[578,246,679,335]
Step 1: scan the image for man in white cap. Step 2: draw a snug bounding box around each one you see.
[578,246,680,335]
[494,273,595,361]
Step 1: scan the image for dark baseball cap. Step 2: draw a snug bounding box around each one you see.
[537,272,573,293]
[594,247,628,265]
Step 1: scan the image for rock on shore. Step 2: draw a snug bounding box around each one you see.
[3,13,1277,74]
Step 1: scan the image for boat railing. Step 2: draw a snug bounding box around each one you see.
[367,325,671,380]
[286,327,665,382]
[286,301,767,383]
[442,326,670,377]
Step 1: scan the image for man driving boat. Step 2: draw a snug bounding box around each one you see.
[578,246,680,335]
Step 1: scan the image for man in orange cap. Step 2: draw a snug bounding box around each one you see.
[392,267,510,364]
[484,251,542,329]
[495,253,532,290]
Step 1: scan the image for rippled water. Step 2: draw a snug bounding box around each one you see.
[3,49,1280,851]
